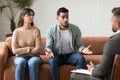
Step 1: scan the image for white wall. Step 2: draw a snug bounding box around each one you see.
[0,0,120,41]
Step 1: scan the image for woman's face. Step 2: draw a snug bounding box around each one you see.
[23,12,34,24]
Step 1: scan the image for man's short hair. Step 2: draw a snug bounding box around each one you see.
[57,7,69,16]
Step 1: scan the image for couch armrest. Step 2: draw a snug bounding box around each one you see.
[0,42,9,80]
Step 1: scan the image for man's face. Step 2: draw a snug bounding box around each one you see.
[111,16,118,32]
[57,12,69,27]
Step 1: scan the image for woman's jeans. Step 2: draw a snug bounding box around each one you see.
[14,56,42,80]
[48,52,86,80]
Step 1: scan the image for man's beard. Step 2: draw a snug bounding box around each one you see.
[61,23,68,28]
[112,27,117,32]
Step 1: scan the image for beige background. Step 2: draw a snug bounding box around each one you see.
[0,0,120,41]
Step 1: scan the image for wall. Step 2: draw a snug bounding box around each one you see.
[0,0,120,41]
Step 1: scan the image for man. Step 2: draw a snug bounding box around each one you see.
[70,7,120,80]
[45,7,93,80]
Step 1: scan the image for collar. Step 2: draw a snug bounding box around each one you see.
[115,30,120,34]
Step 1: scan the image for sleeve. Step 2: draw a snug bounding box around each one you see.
[92,37,120,77]
[30,28,42,54]
[11,30,30,55]
[45,27,53,52]
[75,27,84,51]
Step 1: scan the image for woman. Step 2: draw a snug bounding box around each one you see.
[12,8,42,80]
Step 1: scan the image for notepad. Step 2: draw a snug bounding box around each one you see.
[71,69,92,75]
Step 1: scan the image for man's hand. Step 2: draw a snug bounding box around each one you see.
[45,49,54,58]
[87,61,95,71]
[81,45,93,54]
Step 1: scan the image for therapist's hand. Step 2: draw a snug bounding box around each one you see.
[87,61,95,71]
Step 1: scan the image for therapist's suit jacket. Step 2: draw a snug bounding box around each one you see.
[71,32,120,80]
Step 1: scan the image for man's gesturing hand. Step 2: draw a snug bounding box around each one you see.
[45,49,54,58]
[81,45,93,54]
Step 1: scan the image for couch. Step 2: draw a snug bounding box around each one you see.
[0,36,119,80]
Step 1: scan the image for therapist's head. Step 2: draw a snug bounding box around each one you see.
[111,7,120,32]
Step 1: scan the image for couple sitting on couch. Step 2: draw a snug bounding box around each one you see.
[12,6,120,80]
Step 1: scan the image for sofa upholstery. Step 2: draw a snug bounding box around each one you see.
[0,36,118,80]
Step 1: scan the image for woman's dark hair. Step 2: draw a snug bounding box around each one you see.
[57,7,69,16]
[17,8,35,28]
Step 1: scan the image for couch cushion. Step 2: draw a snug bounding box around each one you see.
[82,36,109,55]
[41,37,46,55]
[84,55,103,64]
[6,36,109,56]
